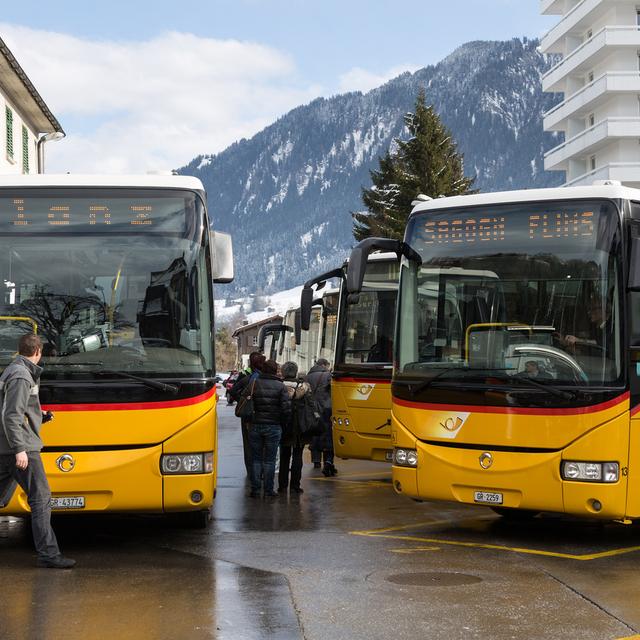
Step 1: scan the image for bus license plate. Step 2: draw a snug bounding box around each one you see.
[385,450,393,462]
[474,491,503,505]
[51,496,85,510]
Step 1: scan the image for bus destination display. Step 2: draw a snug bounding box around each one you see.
[1,197,189,233]
[422,210,594,246]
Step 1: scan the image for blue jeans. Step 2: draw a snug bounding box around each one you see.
[0,453,61,560]
[248,424,282,494]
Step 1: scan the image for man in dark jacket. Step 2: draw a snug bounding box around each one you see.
[230,352,265,479]
[0,333,75,568]
[248,359,290,498]
[306,358,336,476]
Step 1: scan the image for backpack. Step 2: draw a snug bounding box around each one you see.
[294,388,323,437]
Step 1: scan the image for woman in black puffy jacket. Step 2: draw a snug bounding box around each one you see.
[248,359,291,498]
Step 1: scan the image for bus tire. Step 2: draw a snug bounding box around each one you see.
[491,507,539,520]
[179,508,212,529]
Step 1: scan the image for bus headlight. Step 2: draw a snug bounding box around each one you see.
[394,448,418,467]
[161,453,213,475]
[561,461,619,483]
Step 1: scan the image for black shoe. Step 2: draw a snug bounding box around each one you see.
[313,462,321,469]
[37,555,76,569]
[291,486,304,494]
[330,464,338,476]
[322,464,332,477]
[277,486,287,493]
[264,491,278,498]
[249,491,259,498]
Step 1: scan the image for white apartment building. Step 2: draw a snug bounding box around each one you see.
[0,36,64,174]
[541,0,640,187]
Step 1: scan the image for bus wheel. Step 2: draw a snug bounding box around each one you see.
[491,507,539,520]
[180,509,212,529]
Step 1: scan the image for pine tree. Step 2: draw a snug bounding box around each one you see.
[353,89,476,241]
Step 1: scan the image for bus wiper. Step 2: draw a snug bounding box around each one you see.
[402,367,504,397]
[95,370,179,394]
[490,374,575,400]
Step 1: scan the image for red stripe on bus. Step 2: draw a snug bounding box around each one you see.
[42,388,217,412]
[393,391,630,416]
[335,377,392,384]
[630,403,640,417]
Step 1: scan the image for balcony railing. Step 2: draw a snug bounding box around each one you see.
[545,117,640,168]
[543,26,640,92]
[541,0,568,16]
[541,0,602,53]
[543,72,640,128]
[564,162,640,186]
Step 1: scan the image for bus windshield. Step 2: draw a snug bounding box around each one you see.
[0,189,213,377]
[398,199,622,388]
[338,260,399,368]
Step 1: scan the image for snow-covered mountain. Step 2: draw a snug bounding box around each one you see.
[179,38,563,296]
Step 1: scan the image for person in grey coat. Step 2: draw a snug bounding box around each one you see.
[0,333,75,568]
[306,358,337,477]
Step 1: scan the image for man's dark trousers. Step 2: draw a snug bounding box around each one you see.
[0,453,61,560]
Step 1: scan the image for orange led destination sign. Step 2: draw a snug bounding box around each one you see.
[423,211,595,245]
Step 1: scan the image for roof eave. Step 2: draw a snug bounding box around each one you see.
[0,36,64,135]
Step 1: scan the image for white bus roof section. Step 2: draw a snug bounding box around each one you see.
[411,185,640,216]
[0,174,205,192]
[342,251,398,268]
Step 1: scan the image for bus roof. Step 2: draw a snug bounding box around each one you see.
[342,250,398,268]
[0,174,205,192]
[410,184,640,217]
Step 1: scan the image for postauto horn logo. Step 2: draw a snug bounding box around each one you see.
[436,412,470,439]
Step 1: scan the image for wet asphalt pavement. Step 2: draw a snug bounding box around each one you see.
[2,398,640,639]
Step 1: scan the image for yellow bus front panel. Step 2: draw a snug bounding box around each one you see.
[3,446,163,513]
[392,395,631,519]
[332,378,392,461]
[625,412,640,518]
[0,391,217,516]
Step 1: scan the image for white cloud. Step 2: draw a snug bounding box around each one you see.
[338,64,421,94]
[0,24,322,173]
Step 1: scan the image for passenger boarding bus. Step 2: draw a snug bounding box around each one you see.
[0,175,233,527]
[347,185,640,521]
[302,253,399,463]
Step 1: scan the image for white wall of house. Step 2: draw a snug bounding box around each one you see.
[0,93,38,175]
[541,0,640,187]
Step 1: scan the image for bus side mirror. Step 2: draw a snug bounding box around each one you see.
[300,286,313,331]
[210,231,234,283]
[294,309,302,345]
[346,237,421,295]
[630,228,640,290]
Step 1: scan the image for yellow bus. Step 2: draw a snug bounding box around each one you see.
[303,253,399,462]
[0,174,233,526]
[348,185,640,521]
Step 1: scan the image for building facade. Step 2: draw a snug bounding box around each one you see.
[541,0,640,187]
[0,36,64,174]
[232,315,283,368]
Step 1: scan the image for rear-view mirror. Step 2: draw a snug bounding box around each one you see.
[210,231,234,283]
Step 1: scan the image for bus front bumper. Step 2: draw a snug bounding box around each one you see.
[333,426,393,462]
[0,445,215,515]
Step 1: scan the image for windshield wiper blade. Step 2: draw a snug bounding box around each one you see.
[487,373,575,400]
[401,367,509,397]
[95,370,179,394]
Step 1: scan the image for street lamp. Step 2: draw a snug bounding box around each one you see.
[37,131,65,174]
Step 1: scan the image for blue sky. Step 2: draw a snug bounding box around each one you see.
[0,1,555,173]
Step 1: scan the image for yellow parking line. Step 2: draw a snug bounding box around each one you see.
[615,636,640,640]
[351,516,495,535]
[390,546,440,554]
[351,529,640,561]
